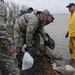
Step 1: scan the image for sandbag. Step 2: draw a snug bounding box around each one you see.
[22,51,34,71]
[52,64,75,75]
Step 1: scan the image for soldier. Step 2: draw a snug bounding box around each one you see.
[0,0,20,75]
[14,9,54,57]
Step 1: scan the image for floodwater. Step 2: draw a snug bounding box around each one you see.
[44,14,71,60]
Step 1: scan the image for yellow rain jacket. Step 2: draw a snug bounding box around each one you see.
[68,11,75,60]
[68,11,75,37]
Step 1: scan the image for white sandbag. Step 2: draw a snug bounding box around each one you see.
[65,65,75,71]
[65,65,75,75]
[22,52,34,71]
[52,64,75,75]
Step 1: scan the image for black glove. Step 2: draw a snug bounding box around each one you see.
[25,47,28,52]
[25,46,33,52]
[44,40,48,46]
[65,32,68,38]
[25,46,35,57]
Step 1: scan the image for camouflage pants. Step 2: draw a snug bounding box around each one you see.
[33,33,40,53]
[0,51,20,75]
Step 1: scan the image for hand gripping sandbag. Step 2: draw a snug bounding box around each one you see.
[22,51,34,71]
[46,33,55,50]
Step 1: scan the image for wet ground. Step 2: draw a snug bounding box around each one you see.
[44,14,71,60]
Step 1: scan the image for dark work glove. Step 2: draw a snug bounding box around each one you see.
[65,32,68,38]
[25,46,33,52]
[25,47,28,52]
[25,46,35,57]
[44,40,48,46]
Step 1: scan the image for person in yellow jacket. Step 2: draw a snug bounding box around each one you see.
[66,3,75,61]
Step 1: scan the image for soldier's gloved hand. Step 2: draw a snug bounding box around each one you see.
[25,47,28,52]
[25,46,33,52]
[65,32,68,38]
[25,46,35,58]
[44,40,48,46]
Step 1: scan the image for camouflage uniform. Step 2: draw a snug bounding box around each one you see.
[0,1,19,75]
[14,10,53,54]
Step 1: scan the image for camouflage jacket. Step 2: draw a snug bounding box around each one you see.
[0,2,14,51]
[14,12,48,47]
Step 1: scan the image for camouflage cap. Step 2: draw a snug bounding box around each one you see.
[42,9,51,16]
[42,9,54,21]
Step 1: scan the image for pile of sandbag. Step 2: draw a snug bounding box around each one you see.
[52,63,75,75]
